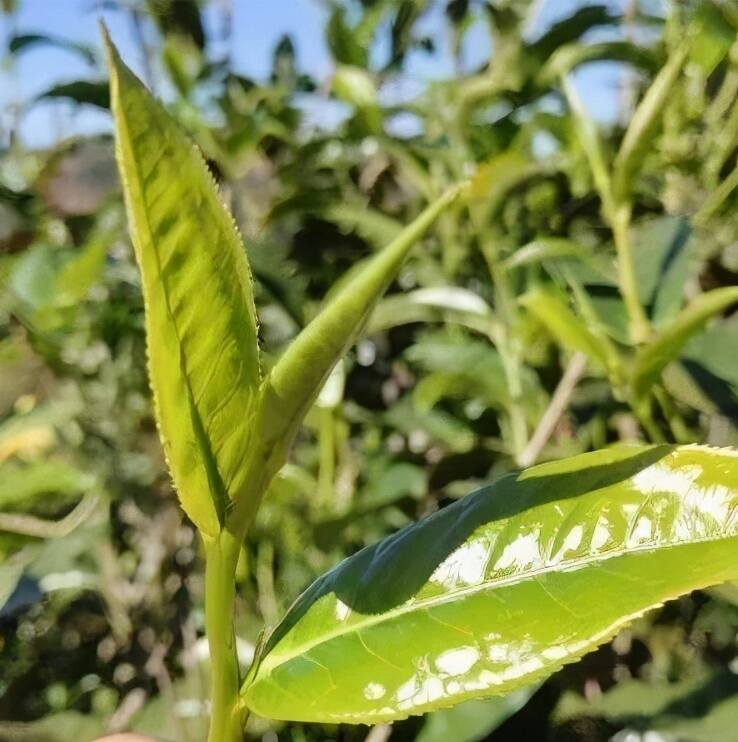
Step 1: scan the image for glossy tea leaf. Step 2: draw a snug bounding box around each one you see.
[242,445,738,723]
[36,81,110,109]
[104,30,261,537]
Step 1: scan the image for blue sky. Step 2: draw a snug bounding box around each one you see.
[0,0,631,148]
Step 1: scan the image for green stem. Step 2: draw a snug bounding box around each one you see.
[612,205,650,344]
[499,341,528,456]
[491,285,527,455]
[205,529,245,742]
[317,406,336,512]
[256,540,278,626]
[478,228,528,456]
[633,399,665,444]
[653,386,690,443]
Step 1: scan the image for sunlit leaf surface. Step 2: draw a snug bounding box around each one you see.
[243,445,738,723]
[104,30,261,536]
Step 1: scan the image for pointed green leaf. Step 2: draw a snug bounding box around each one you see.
[55,224,116,305]
[630,216,693,327]
[632,287,738,400]
[538,41,657,86]
[103,29,261,537]
[242,445,738,723]
[36,80,110,109]
[612,46,687,203]
[689,1,735,74]
[682,314,738,390]
[562,76,615,217]
[8,33,97,65]
[255,186,463,485]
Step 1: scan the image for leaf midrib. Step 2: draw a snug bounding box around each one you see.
[254,526,738,677]
[113,78,228,526]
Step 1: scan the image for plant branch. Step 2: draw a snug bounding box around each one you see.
[517,352,587,468]
[694,165,738,225]
[0,493,99,538]
[365,723,393,742]
[318,407,336,511]
[205,530,245,742]
[611,205,650,344]
[562,77,650,344]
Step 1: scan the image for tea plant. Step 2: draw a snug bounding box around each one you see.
[101,15,738,741]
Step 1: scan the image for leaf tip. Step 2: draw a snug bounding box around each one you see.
[99,21,132,98]
[98,19,116,65]
[99,21,125,108]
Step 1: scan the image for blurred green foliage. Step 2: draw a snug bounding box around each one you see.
[3,0,738,739]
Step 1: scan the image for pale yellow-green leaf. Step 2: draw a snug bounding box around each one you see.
[103,29,261,537]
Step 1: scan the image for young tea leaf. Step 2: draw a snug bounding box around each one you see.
[253,186,463,492]
[242,445,738,723]
[103,28,261,537]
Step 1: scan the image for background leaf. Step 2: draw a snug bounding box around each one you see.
[35,81,110,109]
[632,287,738,399]
[612,46,687,202]
[520,287,614,370]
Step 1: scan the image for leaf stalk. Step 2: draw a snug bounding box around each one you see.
[205,530,245,742]
[611,205,650,344]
